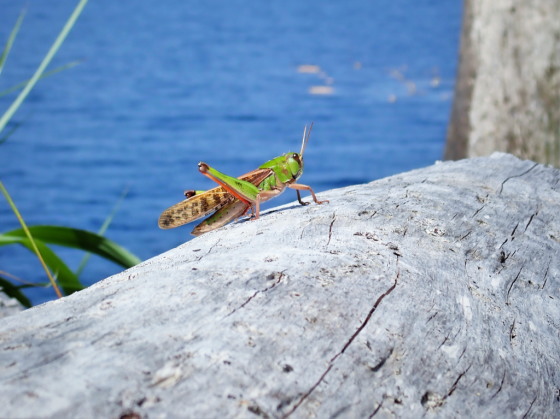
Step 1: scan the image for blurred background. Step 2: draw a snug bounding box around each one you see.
[0,0,461,304]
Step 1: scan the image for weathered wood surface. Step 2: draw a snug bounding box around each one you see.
[0,153,559,418]
[0,292,23,320]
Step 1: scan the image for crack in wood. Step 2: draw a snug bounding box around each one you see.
[472,205,486,218]
[282,365,333,418]
[446,364,472,398]
[324,402,350,418]
[459,231,472,241]
[509,319,516,341]
[337,272,399,358]
[437,331,451,350]
[195,238,222,262]
[90,331,114,345]
[521,393,538,419]
[541,260,550,289]
[506,265,524,305]
[370,348,394,372]
[326,214,336,246]
[427,311,438,323]
[491,370,507,399]
[20,350,70,376]
[282,262,400,418]
[368,400,383,417]
[247,402,270,418]
[511,222,519,237]
[524,210,538,232]
[498,162,539,194]
[226,272,285,317]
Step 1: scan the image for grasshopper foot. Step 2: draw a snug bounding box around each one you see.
[296,190,310,206]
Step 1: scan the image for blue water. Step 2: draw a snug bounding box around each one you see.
[0,0,461,304]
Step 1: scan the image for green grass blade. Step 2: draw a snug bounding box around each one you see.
[0,60,82,98]
[0,0,89,135]
[0,276,32,308]
[0,8,26,76]
[0,269,46,287]
[0,181,63,298]
[0,119,22,144]
[0,234,83,295]
[3,225,142,268]
[76,187,129,277]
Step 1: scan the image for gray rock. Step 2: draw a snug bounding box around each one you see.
[0,153,559,418]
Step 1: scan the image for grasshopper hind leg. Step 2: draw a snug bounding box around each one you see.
[192,200,250,236]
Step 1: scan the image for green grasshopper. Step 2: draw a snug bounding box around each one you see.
[158,124,328,236]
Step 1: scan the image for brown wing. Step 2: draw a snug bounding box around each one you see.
[237,167,274,185]
[158,167,273,229]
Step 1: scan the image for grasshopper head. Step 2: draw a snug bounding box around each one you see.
[286,123,313,180]
[286,152,304,180]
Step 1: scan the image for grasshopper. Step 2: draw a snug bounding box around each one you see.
[158,124,328,236]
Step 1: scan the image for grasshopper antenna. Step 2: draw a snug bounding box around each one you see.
[300,122,314,156]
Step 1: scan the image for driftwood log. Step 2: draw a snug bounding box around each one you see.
[0,153,559,418]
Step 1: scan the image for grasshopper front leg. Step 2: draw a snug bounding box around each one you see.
[289,183,329,206]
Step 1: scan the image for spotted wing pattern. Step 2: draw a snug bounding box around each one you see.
[158,168,273,229]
